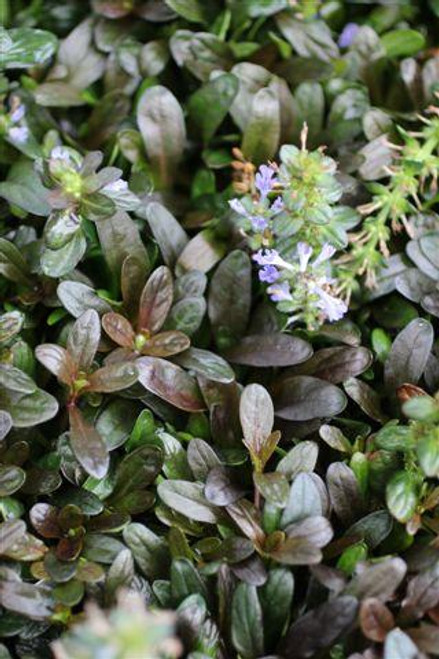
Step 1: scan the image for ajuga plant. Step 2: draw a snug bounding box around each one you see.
[3,1,439,658]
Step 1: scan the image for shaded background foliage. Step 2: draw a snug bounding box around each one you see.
[2,0,439,658]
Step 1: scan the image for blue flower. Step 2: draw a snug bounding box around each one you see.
[297,242,313,272]
[10,104,25,123]
[8,125,29,143]
[259,265,280,284]
[267,281,292,302]
[253,249,280,266]
[313,243,336,267]
[228,198,247,216]
[270,196,284,215]
[251,216,268,231]
[255,164,278,199]
[338,23,360,49]
[229,198,268,232]
[313,285,347,322]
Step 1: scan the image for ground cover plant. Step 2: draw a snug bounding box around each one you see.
[2,0,439,657]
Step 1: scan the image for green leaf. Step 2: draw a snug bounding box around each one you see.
[0,466,26,497]
[384,628,420,659]
[0,27,57,69]
[157,480,224,524]
[170,558,208,605]
[417,431,439,477]
[208,251,251,345]
[141,202,188,269]
[279,596,358,659]
[381,29,426,58]
[57,281,112,318]
[95,210,149,280]
[123,523,170,579]
[137,85,186,188]
[0,161,50,215]
[0,238,32,286]
[254,472,289,508]
[241,87,280,164]
[41,231,87,277]
[260,568,294,650]
[231,583,264,659]
[173,348,235,384]
[164,0,217,23]
[281,473,324,527]
[277,441,319,480]
[188,73,239,144]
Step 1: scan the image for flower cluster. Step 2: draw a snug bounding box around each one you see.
[252,243,347,329]
[0,96,29,146]
[228,136,356,329]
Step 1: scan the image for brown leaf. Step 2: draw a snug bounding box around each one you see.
[397,383,428,403]
[360,598,395,642]
[137,356,205,412]
[138,266,173,334]
[142,330,190,357]
[67,309,101,371]
[30,503,61,539]
[87,362,138,393]
[35,344,76,385]
[69,406,109,479]
[102,312,135,348]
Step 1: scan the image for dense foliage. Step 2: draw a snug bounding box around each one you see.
[2,0,439,657]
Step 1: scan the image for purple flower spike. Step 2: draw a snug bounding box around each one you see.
[255,164,278,199]
[259,265,280,284]
[297,242,313,273]
[267,281,292,303]
[338,22,360,49]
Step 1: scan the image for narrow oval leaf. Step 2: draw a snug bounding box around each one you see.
[137,356,205,412]
[67,309,101,371]
[224,333,312,367]
[69,407,109,479]
[274,376,347,421]
[240,384,274,458]
[138,266,173,335]
[102,312,135,348]
[157,480,223,524]
[385,318,434,394]
[87,362,138,393]
[137,85,186,187]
